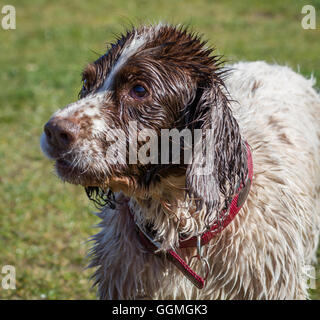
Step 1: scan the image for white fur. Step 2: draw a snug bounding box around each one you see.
[100,34,147,92]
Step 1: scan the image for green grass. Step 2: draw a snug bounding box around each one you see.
[0,0,319,299]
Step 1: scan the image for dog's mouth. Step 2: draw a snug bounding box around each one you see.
[56,158,71,168]
[55,157,79,180]
[41,135,101,186]
[55,158,74,174]
[54,157,103,187]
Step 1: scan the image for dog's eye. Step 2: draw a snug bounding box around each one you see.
[130,85,148,99]
[83,79,89,91]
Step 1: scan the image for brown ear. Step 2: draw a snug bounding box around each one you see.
[185,82,248,225]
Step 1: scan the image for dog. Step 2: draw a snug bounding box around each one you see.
[41,24,320,299]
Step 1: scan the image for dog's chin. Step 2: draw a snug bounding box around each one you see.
[54,159,104,187]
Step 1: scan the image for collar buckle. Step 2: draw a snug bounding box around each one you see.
[189,235,210,283]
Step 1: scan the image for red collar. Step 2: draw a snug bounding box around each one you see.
[133,142,253,289]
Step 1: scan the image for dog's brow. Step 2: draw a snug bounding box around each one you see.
[99,34,147,92]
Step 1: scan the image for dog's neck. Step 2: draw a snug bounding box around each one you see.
[109,173,215,250]
[107,141,252,251]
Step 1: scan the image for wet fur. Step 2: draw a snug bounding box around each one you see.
[41,24,320,299]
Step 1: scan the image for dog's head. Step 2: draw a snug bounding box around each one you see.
[41,24,247,220]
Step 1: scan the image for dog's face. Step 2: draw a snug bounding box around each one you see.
[41,24,247,215]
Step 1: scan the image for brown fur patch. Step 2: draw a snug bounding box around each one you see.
[278,132,292,145]
[251,80,261,93]
[268,115,284,131]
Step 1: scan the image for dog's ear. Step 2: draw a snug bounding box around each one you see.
[185,81,248,224]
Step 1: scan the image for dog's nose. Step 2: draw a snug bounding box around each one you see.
[44,118,79,150]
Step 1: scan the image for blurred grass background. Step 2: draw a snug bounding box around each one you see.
[0,0,319,299]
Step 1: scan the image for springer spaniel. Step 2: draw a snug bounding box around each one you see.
[41,24,320,299]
